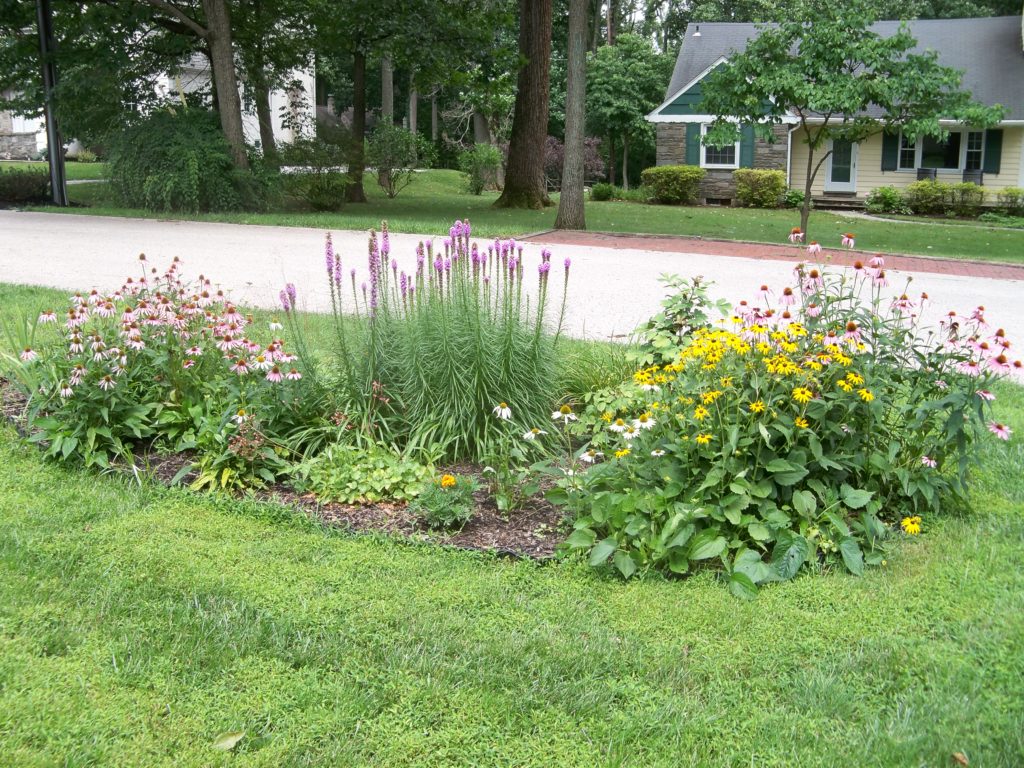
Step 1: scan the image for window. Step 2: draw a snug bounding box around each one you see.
[896,129,984,172]
[898,134,916,170]
[965,131,984,171]
[700,123,739,169]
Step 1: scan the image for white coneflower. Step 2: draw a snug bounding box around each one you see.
[522,427,547,440]
[59,382,74,398]
[269,318,284,331]
[552,404,577,423]
[633,412,656,430]
[233,409,250,424]
[580,449,603,463]
[608,418,628,433]
[651,449,666,457]
[622,425,640,442]
[493,402,512,420]
[98,375,116,391]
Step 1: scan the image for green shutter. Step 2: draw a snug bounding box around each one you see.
[685,123,701,166]
[983,129,1003,174]
[739,124,755,168]
[881,131,899,171]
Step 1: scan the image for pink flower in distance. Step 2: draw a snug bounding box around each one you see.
[286,368,302,381]
[921,456,937,468]
[266,365,283,383]
[988,421,1012,440]
[807,241,822,255]
[19,348,37,362]
[976,390,996,401]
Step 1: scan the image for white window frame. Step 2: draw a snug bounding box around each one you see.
[896,129,984,173]
[699,123,740,170]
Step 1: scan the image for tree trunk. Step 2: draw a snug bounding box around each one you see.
[251,67,278,167]
[590,0,601,51]
[408,85,418,134]
[381,55,393,121]
[494,0,553,209]
[347,49,367,203]
[202,0,249,169]
[473,111,491,144]
[605,0,615,45]
[555,0,587,230]
[431,93,438,141]
[607,133,616,186]
[621,133,629,190]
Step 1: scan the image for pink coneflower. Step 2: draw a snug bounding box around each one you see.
[68,336,84,354]
[806,302,822,318]
[186,345,202,356]
[988,354,1012,373]
[20,347,37,362]
[266,365,283,383]
[841,233,855,248]
[756,285,771,303]
[98,375,116,391]
[38,310,56,324]
[956,360,982,377]
[286,368,302,381]
[70,292,85,305]
[59,382,74,398]
[807,241,822,255]
[96,302,116,319]
[844,321,861,343]
[780,287,796,306]
[126,339,146,351]
[803,268,824,290]
[935,379,948,390]
[988,421,1012,440]
[183,358,196,370]
[110,361,126,376]
[892,294,915,314]
[230,358,250,375]
[217,335,235,353]
[788,227,804,243]
[873,270,889,287]
[70,363,86,384]
[869,255,885,270]
[976,389,995,401]
[921,456,937,468]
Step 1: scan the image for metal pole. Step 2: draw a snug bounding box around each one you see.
[36,0,67,206]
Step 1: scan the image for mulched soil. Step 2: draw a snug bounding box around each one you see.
[0,377,566,560]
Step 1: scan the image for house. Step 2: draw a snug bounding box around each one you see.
[647,16,1024,206]
[0,89,44,158]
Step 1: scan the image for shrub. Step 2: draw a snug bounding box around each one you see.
[410,473,478,528]
[948,182,985,217]
[544,136,606,190]
[639,165,705,205]
[1,256,307,477]
[865,185,911,215]
[73,149,98,163]
[279,135,350,211]
[0,168,49,204]
[632,275,731,367]
[107,108,264,213]
[292,443,430,503]
[995,187,1024,216]
[978,211,1024,228]
[559,264,1013,591]
[589,182,614,201]
[285,222,571,462]
[901,180,951,216]
[781,189,806,209]
[459,144,502,195]
[733,169,786,208]
[366,123,427,199]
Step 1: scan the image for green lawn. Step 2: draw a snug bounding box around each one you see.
[1,159,109,181]
[1,283,1023,766]
[21,168,1024,264]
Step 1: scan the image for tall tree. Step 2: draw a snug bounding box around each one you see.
[495,0,554,209]
[555,0,588,229]
[700,3,1005,237]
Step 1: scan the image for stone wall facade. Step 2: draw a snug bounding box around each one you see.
[0,109,37,159]
[654,121,792,204]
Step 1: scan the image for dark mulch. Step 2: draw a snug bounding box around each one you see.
[0,378,567,560]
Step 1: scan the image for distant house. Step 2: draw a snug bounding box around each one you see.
[647,16,1024,206]
[0,88,44,158]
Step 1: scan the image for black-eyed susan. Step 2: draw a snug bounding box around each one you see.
[901,516,922,535]
[792,386,813,404]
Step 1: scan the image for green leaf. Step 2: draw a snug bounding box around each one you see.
[589,538,617,567]
[212,731,245,751]
[665,523,695,550]
[792,489,816,517]
[840,484,873,510]
[747,522,772,542]
[770,534,809,580]
[734,549,772,584]
[728,572,759,600]
[689,530,727,560]
[840,537,864,576]
[613,551,638,579]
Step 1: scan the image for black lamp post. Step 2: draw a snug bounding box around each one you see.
[36,0,67,206]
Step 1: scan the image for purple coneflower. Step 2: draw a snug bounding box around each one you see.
[286,368,302,381]
[230,358,250,375]
[807,241,822,255]
[183,359,196,370]
[38,310,56,324]
[59,382,74,398]
[98,375,116,391]
[20,347,37,362]
[266,366,283,383]
[976,390,996,401]
[988,421,1012,440]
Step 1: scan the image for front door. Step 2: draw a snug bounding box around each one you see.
[825,139,858,193]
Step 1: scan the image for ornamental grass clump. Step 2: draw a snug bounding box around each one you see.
[2,256,306,481]
[563,259,1016,594]
[289,220,571,461]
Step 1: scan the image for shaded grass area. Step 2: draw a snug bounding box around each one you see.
[0,159,109,181]
[21,169,1024,264]
[1,284,1023,766]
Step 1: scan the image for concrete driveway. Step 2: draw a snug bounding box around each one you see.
[1,210,1022,360]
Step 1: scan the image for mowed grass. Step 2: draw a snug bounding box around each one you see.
[0,159,109,181]
[21,168,1024,264]
[1,284,1023,766]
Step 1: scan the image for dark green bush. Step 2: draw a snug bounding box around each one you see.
[589,182,614,201]
[781,188,806,209]
[732,168,785,208]
[865,186,911,215]
[901,180,951,216]
[279,135,350,211]
[948,182,985,218]
[367,123,432,198]
[995,187,1024,216]
[0,168,49,204]
[639,165,705,205]
[108,109,266,213]
[458,144,502,195]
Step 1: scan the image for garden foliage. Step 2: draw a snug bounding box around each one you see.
[901,180,985,217]
[279,134,351,211]
[732,169,785,208]
[0,167,48,204]
[865,186,911,215]
[560,262,1015,593]
[410,473,478,528]
[639,165,705,204]
[458,144,502,195]
[995,187,1024,216]
[366,123,432,199]
[292,443,430,503]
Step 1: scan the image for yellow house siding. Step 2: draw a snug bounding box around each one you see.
[789,127,1024,196]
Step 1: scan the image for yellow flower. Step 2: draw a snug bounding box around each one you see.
[601,411,614,423]
[440,474,457,488]
[835,353,852,366]
[901,516,922,535]
[748,400,766,414]
[846,371,864,385]
[756,342,772,355]
[795,416,809,429]
[694,405,710,420]
[614,448,631,459]
[695,433,712,446]
[837,379,853,392]
[719,376,733,388]
[858,388,874,403]
[792,387,814,404]
[701,390,723,404]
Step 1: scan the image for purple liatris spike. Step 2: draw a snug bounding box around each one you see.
[444,259,451,272]
[400,272,408,299]
[325,233,335,280]
[508,257,518,273]
[539,262,551,275]
[564,257,571,271]
[434,257,443,272]
[286,283,297,306]
[279,289,291,312]
[391,258,398,274]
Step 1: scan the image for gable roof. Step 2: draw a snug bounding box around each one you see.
[662,16,1024,121]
